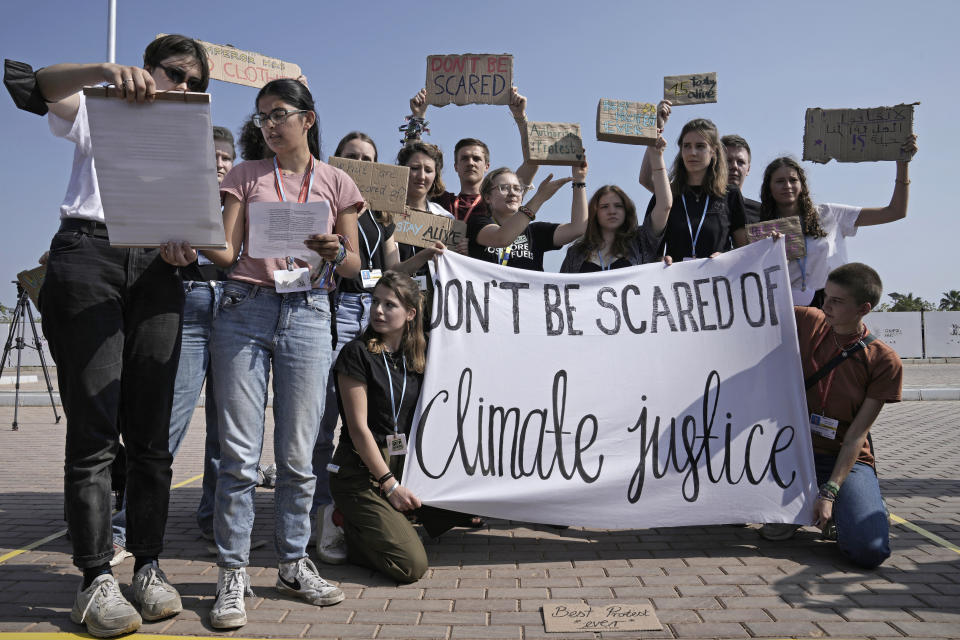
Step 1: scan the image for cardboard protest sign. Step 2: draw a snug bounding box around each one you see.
[596,99,658,145]
[404,241,818,530]
[157,35,301,89]
[803,104,916,164]
[664,72,718,105]
[426,54,512,106]
[328,157,409,214]
[393,208,467,249]
[543,603,662,633]
[745,216,805,260]
[523,122,584,165]
[16,265,45,309]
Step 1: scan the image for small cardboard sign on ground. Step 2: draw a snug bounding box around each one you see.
[524,122,584,165]
[745,216,806,260]
[327,157,409,214]
[16,265,46,309]
[157,35,300,88]
[394,208,467,249]
[803,103,916,164]
[542,602,662,633]
[426,54,512,106]
[664,72,718,105]
[596,99,658,145]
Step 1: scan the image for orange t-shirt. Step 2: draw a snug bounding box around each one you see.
[794,306,902,465]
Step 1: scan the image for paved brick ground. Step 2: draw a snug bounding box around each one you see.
[0,399,958,639]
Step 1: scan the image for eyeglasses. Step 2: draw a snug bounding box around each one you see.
[494,183,525,195]
[156,64,205,92]
[253,109,309,128]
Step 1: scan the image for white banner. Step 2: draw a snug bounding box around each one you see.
[923,311,960,358]
[403,240,817,529]
[864,312,924,359]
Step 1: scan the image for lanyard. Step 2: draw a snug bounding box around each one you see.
[809,324,867,413]
[273,156,314,203]
[796,237,808,291]
[596,249,614,271]
[681,193,710,258]
[497,245,512,266]
[452,193,482,222]
[358,212,382,269]
[381,351,407,433]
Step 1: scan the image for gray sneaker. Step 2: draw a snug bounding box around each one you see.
[210,567,253,629]
[277,557,345,606]
[758,523,801,541]
[131,561,182,621]
[70,574,141,638]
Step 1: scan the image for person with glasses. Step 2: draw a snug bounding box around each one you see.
[198,78,360,629]
[6,34,209,638]
[467,165,587,271]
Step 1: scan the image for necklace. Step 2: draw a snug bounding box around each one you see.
[832,324,866,350]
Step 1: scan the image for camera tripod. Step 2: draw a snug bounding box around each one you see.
[0,282,60,430]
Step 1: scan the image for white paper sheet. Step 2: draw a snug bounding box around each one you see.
[246,201,332,261]
[85,92,226,248]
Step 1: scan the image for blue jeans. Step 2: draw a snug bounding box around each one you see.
[312,291,372,511]
[815,453,890,569]
[210,282,333,568]
[112,280,222,545]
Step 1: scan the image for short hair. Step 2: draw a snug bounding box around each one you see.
[454,138,490,164]
[334,131,378,162]
[397,141,446,199]
[143,35,210,92]
[212,126,235,159]
[827,263,883,308]
[721,134,751,160]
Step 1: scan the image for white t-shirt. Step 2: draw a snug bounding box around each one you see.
[789,203,861,305]
[427,201,453,219]
[48,93,104,222]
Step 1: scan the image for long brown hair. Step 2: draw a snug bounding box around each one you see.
[574,185,638,258]
[361,271,427,373]
[397,141,446,199]
[670,118,727,198]
[760,157,826,238]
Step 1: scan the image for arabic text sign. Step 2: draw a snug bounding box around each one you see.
[803,104,916,164]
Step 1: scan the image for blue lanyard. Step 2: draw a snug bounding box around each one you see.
[381,351,407,433]
[358,212,382,269]
[497,245,512,266]
[797,236,808,291]
[596,249,613,270]
[681,193,710,258]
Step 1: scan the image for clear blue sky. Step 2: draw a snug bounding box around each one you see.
[2,0,955,308]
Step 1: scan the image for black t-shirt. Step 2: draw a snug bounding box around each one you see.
[743,197,762,225]
[339,210,396,294]
[334,338,423,448]
[578,257,633,273]
[467,215,559,272]
[644,185,746,261]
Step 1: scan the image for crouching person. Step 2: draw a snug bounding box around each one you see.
[761,263,899,569]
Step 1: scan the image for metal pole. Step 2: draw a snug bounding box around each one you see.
[107,0,117,63]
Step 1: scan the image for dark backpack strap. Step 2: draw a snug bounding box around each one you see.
[805,334,877,390]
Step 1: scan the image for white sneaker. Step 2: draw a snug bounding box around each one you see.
[209,567,253,629]
[108,543,132,567]
[131,561,182,621]
[315,504,347,564]
[277,557,345,606]
[70,574,141,638]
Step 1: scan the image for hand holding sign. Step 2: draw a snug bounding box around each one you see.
[509,87,526,120]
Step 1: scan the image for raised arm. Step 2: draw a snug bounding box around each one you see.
[37,62,157,122]
[510,88,537,187]
[552,160,589,247]
[402,89,429,144]
[647,136,672,236]
[638,100,672,192]
[474,211,534,248]
[855,135,918,227]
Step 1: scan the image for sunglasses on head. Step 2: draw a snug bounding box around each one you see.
[157,63,204,92]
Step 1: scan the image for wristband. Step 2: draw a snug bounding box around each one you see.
[518,205,535,221]
[333,239,347,267]
[572,182,586,189]
[384,481,400,498]
[377,471,394,484]
[820,481,840,498]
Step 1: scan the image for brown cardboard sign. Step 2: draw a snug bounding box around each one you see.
[394,208,467,249]
[524,122,584,165]
[327,157,409,214]
[426,54,512,106]
[157,35,301,89]
[664,72,718,105]
[745,216,806,260]
[596,99,658,145]
[803,103,917,164]
[16,265,46,310]
[542,602,662,633]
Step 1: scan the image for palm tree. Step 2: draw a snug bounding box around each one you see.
[939,290,960,311]
[887,292,934,312]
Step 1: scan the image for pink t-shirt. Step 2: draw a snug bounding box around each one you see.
[220,158,363,287]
